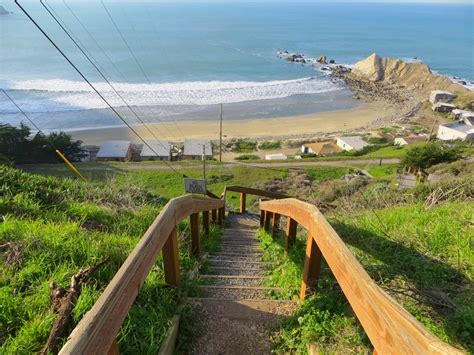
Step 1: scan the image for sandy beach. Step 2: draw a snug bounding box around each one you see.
[70,100,395,144]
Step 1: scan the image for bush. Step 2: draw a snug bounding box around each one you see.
[401,142,462,170]
[235,154,260,161]
[232,140,257,153]
[365,136,389,144]
[258,141,281,150]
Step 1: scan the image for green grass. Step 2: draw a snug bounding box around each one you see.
[258,141,281,150]
[232,140,257,153]
[0,166,221,354]
[261,193,473,353]
[367,164,398,178]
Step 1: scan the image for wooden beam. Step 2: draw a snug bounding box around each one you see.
[190,213,200,256]
[107,340,119,355]
[225,185,289,200]
[285,218,297,249]
[260,210,265,228]
[202,211,210,237]
[240,192,247,214]
[163,227,180,286]
[300,233,322,301]
[211,209,217,223]
[264,211,272,232]
[271,213,280,238]
[217,208,224,226]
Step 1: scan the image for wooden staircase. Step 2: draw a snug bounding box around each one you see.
[188,213,296,354]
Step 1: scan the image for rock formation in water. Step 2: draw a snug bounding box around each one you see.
[349,53,468,96]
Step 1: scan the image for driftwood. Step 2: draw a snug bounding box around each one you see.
[40,258,109,355]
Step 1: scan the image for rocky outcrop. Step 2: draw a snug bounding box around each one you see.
[0,6,11,15]
[349,53,468,96]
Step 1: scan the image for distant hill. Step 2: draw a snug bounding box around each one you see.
[0,5,11,15]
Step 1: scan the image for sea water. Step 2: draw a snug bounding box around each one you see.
[0,1,472,131]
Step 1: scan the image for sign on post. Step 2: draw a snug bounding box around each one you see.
[184,178,207,195]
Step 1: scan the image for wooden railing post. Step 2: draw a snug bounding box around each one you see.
[107,340,119,355]
[300,233,322,301]
[211,209,217,223]
[217,208,224,225]
[260,210,265,227]
[271,213,280,238]
[163,227,181,286]
[240,192,247,213]
[202,211,210,237]
[285,218,297,249]
[264,211,273,232]
[190,213,200,256]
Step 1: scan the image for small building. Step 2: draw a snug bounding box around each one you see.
[461,112,474,124]
[394,135,426,146]
[429,90,455,104]
[183,139,212,160]
[336,136,369,151]
[96,140,132,162]
[432,102,456,113]
[301,141,343,155]
[451,109,468,120]
[81,145,100,162]
[140,140,172,161]
[437,122,474,141]
[265,153,288,160]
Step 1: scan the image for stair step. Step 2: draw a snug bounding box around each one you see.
[208,260,268,269]
[210,251,263,258]
[196,285,281,300]
[208,256,264,263]
[220,243,261,249]
[201,275,265,287]
[207,267,265,276]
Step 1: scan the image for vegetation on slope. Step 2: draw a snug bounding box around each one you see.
[0,166,218,353]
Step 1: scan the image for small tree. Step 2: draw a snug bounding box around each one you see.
[401,142,462,170]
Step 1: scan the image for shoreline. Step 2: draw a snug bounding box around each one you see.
[70,100,396,144]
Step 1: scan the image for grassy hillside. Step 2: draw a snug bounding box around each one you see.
[260,175,473,353]
[0,166,221,354]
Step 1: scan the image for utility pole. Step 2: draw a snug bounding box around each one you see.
[202,144,206,180]
[219,103,223,162]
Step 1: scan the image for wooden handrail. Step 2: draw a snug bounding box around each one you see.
[224,185,289,213]
[259,198,461,354]
[60,194,224,354]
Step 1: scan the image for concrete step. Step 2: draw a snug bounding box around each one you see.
[207,266,265,277]
[201,275,265,287]
[197,285,281,300]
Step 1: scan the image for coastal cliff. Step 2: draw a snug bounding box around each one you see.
[349,53,468,96]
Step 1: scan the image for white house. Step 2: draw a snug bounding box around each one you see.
[265,153,288,160]
[301,141,342,155]
[429,90,455,104]
[432,102,456,113]
[394,135,426,146]
[96,141,132,162]
[140,140,172,161]
[336,136,369,151]
[437,122,474,141]
[183,139,212,160]
[451,109,468,120]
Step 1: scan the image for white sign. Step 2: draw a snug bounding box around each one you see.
[184,178,207,194]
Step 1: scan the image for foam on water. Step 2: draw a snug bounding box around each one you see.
[0,77,342,113]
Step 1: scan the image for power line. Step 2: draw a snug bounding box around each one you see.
[41,0,177,164]
[14,0,183,178]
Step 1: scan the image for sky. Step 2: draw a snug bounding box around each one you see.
[3,0,472,3]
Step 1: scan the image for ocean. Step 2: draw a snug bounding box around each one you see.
[0,1,472,131]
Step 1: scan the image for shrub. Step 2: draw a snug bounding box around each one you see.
[258,141,281,150]
[235,154,260,161]
[232,140,257,153]
[401,142,462,170]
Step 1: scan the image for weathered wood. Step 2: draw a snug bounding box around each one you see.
[285,218,297,249]
[217,208,224,225]
[190,213,200,256]
[202,211,210,237]
[264,211,272,232]
[107,340,119,355]
[271,213,280,238]
[300,233,322,301]
[59,195,223,355]
[157,315,180,355]
[260,198,461,354]
[240,192,247,213]
[163,227,180,285]
[211,209,217,222]
[260,210,265,227]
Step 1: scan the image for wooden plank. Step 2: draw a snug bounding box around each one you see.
[285,218,297,249]
[271,213,280,238]
[202,211,210,237]
[157,315,180,355]
[190,213,200,256]
[260,210,265,227]
[211,209,217,222]
[107,340,119,355]
[217,208,224,225]
[163,227,180,285]
[240,192,247,214]
[226,185,289,200]
[300,233,322,300]
[59,195,223,355]
[259,198,461,354]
